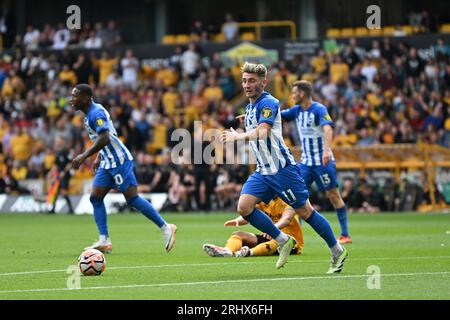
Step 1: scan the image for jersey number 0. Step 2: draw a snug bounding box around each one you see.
[114,174,124,185]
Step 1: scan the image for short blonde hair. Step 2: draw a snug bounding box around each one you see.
[241,62,267,79]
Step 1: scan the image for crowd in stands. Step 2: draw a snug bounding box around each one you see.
[311,173,445,213]
[169,13,240,44]
[278,37,450,149]
[408,10,439,33]
[15,20,122,51]
[0,26,449,211]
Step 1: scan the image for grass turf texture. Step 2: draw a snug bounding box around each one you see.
[0,212,449,300]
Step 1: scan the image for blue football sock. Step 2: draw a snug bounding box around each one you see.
[336,206,349,236]
[127,195,166,228]
[243,207,281,239]
[90,196,109,237]
[305,210,337,248]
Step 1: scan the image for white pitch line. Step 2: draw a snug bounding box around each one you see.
[0,255,449,277]
[0,269,69,276]
[0,271,450,294]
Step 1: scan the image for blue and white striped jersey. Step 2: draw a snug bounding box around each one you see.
[84,102,133,169]
[281,101,334,166]
[244,91,296,175]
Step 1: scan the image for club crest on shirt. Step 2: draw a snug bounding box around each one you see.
[96,118,104,126]
[261,107,272,118]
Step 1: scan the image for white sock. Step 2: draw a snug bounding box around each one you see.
[161,223,170,234]
[275,232,289,245]
[99,234,108,242]
[249,249,254,256]
[330,243,343,257]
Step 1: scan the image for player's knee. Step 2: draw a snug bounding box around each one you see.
[327,190,344,207]
[296,202,314,220]
[237,203,253,216]
[89,195,103,205]
[125,195,139,205]
[296,207,309,220]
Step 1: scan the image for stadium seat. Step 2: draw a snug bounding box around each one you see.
[355,27,369,37]
[382,26,396,36]
[240,32,256,41]
[175,34,190,44]
[326,28,341,38]
[368,28,383,36]
[341,28,354,37]
[401,25,413,35]
[190,33,200,42]
[213,33,225,42]
[440,23,450,33]
[413,25,426,33]
[162,35,176,44]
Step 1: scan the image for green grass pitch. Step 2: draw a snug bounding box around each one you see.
[0,212,449,300]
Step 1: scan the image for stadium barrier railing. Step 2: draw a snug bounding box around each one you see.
[291,143,450,212]
[233,20,297,41]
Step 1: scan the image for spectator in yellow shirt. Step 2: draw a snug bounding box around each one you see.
[203,77,223,101]
[93,51,119,84]
[310,50,327,75]
[1,70,25,98]
[0,154,7,177]
[59,64,77,86]
[162,86,179,116]
[0,114,9,142]
[10,126,33,162]
[330,55,349,84]
[11,160,28,181]
[203,77,223,112]
[156,65,179,87]
[273,61,297,105]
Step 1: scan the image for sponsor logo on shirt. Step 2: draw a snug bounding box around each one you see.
[261,107,272,118]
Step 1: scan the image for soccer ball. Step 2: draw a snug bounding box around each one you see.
[78,249,106,276]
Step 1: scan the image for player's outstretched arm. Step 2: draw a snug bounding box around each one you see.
[224,216,247,227]
[72,131,110,169]
[220,123,272,143]
[280,106,299,122]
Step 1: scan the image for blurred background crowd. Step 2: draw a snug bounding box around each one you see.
[0,11,449,212]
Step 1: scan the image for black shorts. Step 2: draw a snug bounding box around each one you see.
[59,174,71,189]
[255,234,272,245]
[255,234,298,255]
